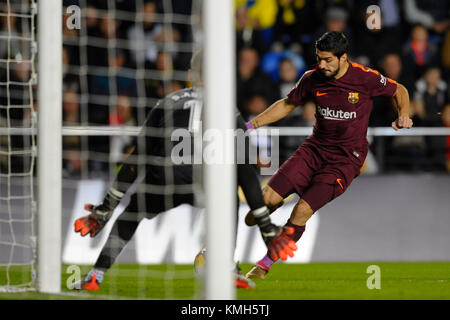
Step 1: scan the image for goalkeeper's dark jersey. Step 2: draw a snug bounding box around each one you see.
[139,87,202,159]
[123,86,259,214]
[135,87,202,189]
[123,87,202,214]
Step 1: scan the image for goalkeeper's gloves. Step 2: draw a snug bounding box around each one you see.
[267,227,297,261]
[74,188,123,237]
[252,207,297,261]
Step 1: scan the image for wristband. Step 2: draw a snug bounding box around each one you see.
[102,187,123,211]
[246,121,254,130]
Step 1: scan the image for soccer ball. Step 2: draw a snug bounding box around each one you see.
[194,248,206,276]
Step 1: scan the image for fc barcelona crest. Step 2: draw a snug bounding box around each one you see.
[348,92,359,104]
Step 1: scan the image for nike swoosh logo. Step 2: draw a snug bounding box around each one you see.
[336,178,344,190]
[316,91,328,96]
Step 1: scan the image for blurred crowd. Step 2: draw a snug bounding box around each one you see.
[0,0,449,177]
[233,0,450,173]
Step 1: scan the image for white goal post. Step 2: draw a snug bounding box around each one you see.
[33,0,236,298]
[37,0,62,294]
[204,0,236,300]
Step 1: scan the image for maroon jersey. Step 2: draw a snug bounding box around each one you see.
[287,62,397,156]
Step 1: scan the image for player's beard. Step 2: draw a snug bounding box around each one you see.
[319,64,340,79]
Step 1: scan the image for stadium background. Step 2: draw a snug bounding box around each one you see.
[56,0,450,177]
[1,0,449,267]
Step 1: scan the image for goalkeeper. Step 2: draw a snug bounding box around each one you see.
[73,50,297,291]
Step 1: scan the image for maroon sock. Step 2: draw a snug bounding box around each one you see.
[284,221,305,242]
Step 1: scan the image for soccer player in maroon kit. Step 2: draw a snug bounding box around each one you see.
[245,31,413,279]
[72,50,297,290]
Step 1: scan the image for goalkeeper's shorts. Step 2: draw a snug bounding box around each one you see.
[125,164,196,215]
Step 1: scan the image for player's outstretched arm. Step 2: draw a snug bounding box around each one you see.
[247,98,296,130]
[74,146,139,237]
[391,83,413,131]
[74,197,122,237]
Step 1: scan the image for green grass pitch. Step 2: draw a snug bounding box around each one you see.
[1,262,449,300]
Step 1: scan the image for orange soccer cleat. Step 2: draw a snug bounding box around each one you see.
[82,273,100,291]
[235,265,256,289]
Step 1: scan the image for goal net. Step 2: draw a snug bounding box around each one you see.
[0,0,238,299]
[0,0,37,293]
[59,0,209,299]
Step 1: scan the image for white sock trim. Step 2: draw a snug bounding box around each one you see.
[108,187,124,199]
[252,206,269,217]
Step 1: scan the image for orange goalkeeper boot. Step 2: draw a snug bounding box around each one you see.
[82,273,100,291]
[71,270,103,291]
[234,265,256,289]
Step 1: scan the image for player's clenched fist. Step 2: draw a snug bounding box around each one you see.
[392,115,413,131]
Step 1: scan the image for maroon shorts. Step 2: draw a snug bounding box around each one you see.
[268,141,365,211]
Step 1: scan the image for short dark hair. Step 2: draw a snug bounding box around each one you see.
[315,31,349,58]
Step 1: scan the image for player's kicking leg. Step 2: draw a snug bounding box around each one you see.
[245,143,322,279]
[246,168,353,279]
[244,185,284,226]
[72,206,151,291]
[246,197,313,279]
[72,187,173,291]
[236,114,296,261]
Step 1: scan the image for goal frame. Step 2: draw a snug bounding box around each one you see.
[34,0,236,298]
[37,0,62,294]
[203,0,236,300]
